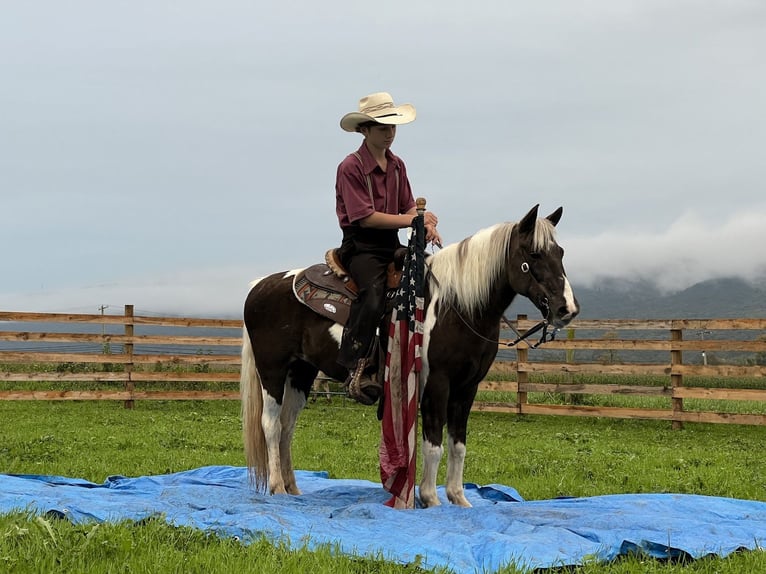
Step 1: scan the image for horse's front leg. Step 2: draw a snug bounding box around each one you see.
[278,383,308,495]
[261,389,287,494]
[445,436,470,507]
[445,388,478,507]
[419,384,447,508]
[420,438,444,507]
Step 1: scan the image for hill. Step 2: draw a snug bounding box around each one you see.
[507,276,766,320]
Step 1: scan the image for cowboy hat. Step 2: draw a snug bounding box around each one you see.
[340,92,416,132]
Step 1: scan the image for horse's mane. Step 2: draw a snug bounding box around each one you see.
[428,218,557,317]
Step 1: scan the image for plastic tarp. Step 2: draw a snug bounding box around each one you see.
[2,466,765,573]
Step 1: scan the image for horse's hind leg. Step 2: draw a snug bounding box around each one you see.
[259,368,288,495]
[278,361,315,495]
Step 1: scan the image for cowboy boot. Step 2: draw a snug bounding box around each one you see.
[346,357,382,406]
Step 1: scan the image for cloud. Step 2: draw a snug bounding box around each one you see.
[1,266,259,318]
[5,207,766,318]
[564,207,766,292]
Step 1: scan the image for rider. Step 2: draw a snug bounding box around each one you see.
[335,91,441,404]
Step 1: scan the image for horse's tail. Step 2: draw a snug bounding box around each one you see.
[240,322,268,492]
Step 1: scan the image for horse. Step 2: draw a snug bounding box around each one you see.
[240,204,579,507]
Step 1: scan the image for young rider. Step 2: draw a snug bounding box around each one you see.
[334,92,441,404]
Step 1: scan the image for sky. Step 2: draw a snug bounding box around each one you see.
[2,0,765,317]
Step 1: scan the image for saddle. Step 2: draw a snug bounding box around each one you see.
[292,248,406,325]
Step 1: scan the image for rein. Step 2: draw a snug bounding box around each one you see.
[501,316,558,349]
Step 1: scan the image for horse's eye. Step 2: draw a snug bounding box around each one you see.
[530,252,542,260]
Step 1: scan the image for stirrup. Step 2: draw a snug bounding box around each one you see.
[346,358,381,406]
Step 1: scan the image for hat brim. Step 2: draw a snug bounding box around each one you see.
[340,104,416,132]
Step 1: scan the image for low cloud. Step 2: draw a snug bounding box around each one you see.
[2,266,260,318]
[4,209,766,317]
[565,208,766,292]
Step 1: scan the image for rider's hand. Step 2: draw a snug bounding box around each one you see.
[425,224,442,248]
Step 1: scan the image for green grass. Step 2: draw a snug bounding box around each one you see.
[0,513,429,574]
[1,400,765,573]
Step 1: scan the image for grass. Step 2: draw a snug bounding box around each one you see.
[1,399,765,573]
[1,513,425,574]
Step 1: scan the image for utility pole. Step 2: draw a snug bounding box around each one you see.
[99,304,110,354]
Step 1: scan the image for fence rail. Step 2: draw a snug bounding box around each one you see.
[2,308,765,427]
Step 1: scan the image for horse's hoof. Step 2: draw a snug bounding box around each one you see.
[447,493,472,508]
[419,493,441,508]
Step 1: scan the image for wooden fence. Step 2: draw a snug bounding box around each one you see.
[0,307,242,406]
[1,308,765,427]
[484,316,766,428]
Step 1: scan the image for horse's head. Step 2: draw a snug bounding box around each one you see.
[509,205,580,328]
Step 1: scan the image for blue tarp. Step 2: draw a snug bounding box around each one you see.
[1,466,765,573]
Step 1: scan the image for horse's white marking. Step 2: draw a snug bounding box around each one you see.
[282,269,303,279]
[446,436,470,507]
[261,390,286,494]
[420,439,443,507]
[419,289,440,397]
[281,383,306,427]
[563,276,579,316]
[328,323,343,347]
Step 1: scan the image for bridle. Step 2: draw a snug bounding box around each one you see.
[504,256,559,348]
[426,257,559,349]
[503,289,559,348]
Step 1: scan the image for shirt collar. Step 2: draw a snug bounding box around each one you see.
[357,142,396,175]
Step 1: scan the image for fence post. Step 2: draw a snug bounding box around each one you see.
[670,323,683,430]
[565,327,582,404]
[516,314,528,415]
[124,305,134,409]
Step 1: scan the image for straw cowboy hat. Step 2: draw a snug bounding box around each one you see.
[340,92,417,132]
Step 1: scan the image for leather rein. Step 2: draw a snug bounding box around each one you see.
[501,314,558,349]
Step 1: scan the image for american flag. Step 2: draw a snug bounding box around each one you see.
[379,213,425,509]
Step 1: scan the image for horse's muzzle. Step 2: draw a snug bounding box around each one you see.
[550,301,579,329]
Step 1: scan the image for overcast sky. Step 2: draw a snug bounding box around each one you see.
[2,1,765,316]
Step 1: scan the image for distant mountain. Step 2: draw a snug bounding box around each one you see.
[507,276,766,319]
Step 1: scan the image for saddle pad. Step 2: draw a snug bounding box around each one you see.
[293,264,355,325]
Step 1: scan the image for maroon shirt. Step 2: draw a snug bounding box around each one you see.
[335,142,416,228]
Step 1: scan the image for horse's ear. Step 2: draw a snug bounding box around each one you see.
[546,207,563,227]
[518,204,540,235]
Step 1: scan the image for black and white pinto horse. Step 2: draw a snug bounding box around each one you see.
[241,205,579,507]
